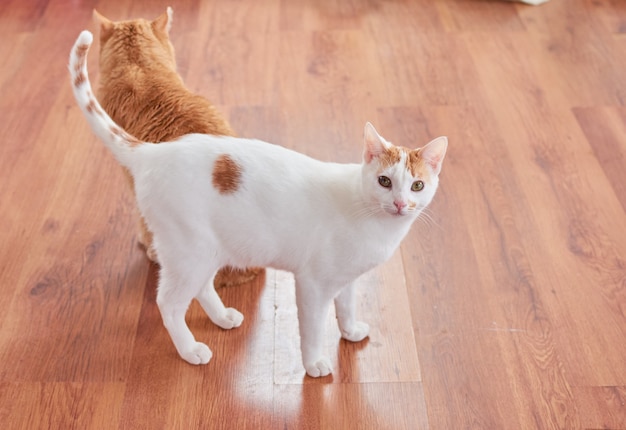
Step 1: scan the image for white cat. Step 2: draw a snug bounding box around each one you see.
[69,31,448,377]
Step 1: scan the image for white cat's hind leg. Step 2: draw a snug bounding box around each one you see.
[156,267,214,365]
[334,282,370,342]
[196,277,244,330]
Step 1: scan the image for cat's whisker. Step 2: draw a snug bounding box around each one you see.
[416,208,444,231]
[350,202,383,220]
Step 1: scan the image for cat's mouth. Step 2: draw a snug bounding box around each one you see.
[384,207,409,217]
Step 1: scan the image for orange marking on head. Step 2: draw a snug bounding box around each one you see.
[212,154,242,194]
[376,146,402,173]
[405,148,432,182]
[405,150,422,177]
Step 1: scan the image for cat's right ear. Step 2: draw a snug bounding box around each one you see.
[153,7,173,34]
[363,122,388,164]
[93,9,114,42]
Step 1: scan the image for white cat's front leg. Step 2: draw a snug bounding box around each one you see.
[295,278,334,377]
[334,282,370,342]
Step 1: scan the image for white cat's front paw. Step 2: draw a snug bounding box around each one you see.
[341,321,370,342]
[305,357,333,378]
[214,307,244,330]
[180,342,212,365]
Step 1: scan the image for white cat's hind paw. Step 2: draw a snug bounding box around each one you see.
[146,245,158,263]
[341,321,370,342]
[305,357,333,378]
[181,342,213,365]
[214,307,244,330]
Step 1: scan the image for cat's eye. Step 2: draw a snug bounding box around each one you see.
[411,180,424,192]
[378,176,392,188]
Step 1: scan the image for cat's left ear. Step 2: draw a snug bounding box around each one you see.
[93,9,114,42]
[152,6,173,34]
[363,122,390,164]
[419,136,448,175]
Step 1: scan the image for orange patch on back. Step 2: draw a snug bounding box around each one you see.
[212,154,242,194]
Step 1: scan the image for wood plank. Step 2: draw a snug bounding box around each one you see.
[436,0,526,32]
[368,28,483,107]
[0,64,145,382]
[465,30,626,386]
[274,382,429,430]
[0,382,125,430]
[573,385,626,430]
[573,106,626,212]
[518,0,626,107]
[182,0,281,107]
[586,0,626,35]
[275,28,384,162]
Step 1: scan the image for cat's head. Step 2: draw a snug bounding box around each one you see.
[361,123,447,218]
[93,7,176,73]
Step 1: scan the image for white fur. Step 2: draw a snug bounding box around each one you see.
[69,31,447,377]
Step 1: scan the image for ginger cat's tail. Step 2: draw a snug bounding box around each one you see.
[69,30,141,168]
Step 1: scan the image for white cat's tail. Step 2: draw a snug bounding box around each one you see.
[69,30,141,168]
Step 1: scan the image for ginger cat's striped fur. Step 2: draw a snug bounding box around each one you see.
[94,7,262,287]
[70,31,447,377]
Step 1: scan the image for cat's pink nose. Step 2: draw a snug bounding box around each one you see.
[394,200,406,211]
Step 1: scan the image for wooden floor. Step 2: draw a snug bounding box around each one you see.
[1,0,625,428]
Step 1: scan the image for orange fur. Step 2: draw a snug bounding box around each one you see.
[212,155,243,194]
[94,8,264,287]
[379,145,437,190]
[376,146,402,172]
[405,148,431,181]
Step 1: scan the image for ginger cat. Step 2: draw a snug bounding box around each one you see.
[70,31,447,377]
[94,7,262,287]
